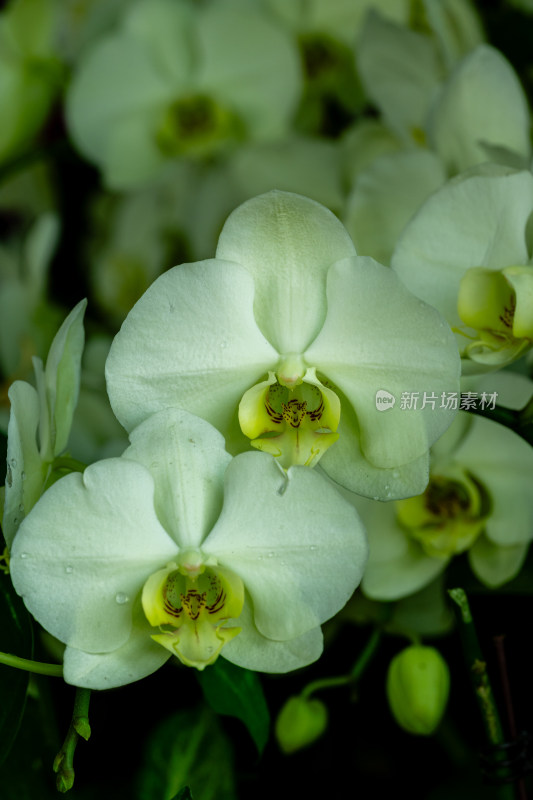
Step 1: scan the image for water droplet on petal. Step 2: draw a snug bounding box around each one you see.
[20,471,25,481]
[392,470,400,479]
[115,592,129,604]
[10,458,17,468]
[65,565,73,574]
[20,552,28,559]
[257,555,263,560]
[267,552,274,558]
[6,465,12,488]
[220,341,227,349]
[309,545,317,551]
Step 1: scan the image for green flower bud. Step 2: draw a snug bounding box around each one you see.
[386,645,450,735]
[275,695,328,754]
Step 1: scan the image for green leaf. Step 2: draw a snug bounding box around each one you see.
[170,789,194,800]
[136,706,236,800]
[0,571,33,766]
[197,658,270,754]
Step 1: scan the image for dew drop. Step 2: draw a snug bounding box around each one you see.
[309,545,317,551]
[6,465,12,488]
[65,565,73,574]
[392,470,400,479]
[20,552,28,559]
[115,592,129,604]
[220,341,227,349]
[20,471,26,481]
[10,458,17,468]
[267,552,274,558]
[257,555,263,560]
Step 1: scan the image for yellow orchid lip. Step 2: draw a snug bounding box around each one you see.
[457,266,533,365]
[395,470,490,559]
[142,558,244,670]
[238,367,341,469]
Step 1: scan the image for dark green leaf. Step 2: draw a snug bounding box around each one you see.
[0,571,33,767]
[197,658,270,754]
[170,789,193,800]
[136,706,236,800]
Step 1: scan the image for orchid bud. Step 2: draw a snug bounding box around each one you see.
[275,695,328,754]
[386,645,450,735]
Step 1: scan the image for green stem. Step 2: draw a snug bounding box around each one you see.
[448,588,515,799]
[0,650,63,677]
[52,456,87,473]
[467,403,533,447]
[53,688,91,793]
[302,626,382,700]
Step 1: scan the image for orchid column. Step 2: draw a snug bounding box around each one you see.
[106,190,461,500]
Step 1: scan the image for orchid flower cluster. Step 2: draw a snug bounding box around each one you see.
[1,0,533,796]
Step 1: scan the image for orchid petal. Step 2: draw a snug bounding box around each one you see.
[468,535,529,588]
[62,601,171,689]
[10,459,178,653]
[306,257,460,468]
[216,190,356,354]
[391,169,533,328]
[123,408,231,549]
[106,259,278,434]
[205,452,367,641]
[429,46,531,172]
[222,598,324,673]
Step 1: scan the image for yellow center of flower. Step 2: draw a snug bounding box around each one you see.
[156,93,245,158]
[395,472,489,558]
[238,364,340,469]
[141,552,244,670]
[456,266,533,366]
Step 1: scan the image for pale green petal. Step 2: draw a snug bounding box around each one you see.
[198,0,301,140]
[305,257,460,468]
[24,213,59,303]
[356,11,443,141]
[106,259,278,434]
[62,602,171,689]
[468,534,529,587]
[391,169,533,327]
[451,414,533,546]
[66,34,174,167]
[123,0,194,84]
[216,190,356,354]
[429,46,531,172]
[318,403,430,500]
[268,0,409,41]
[2,380,45,548]
[205,452,367,641]
[346,495,447,601]
[10,459,178,653]
[123,408,231,549]
[104,114,168,190]
[423,0,485,69]
[42,299,87,459]
[222,598,323,673]
[343,149,446,265]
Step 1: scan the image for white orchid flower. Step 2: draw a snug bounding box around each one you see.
[354,374,533,600]
[392,168,533,372]
[106,190,460,501]
[66,0,301,189]
[10,408,368,688]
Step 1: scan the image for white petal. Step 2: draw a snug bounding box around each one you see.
[205,452,367,641]
[216,190,356,354]
[429,46,531,172]
[343,149,446,266]
[305,257,460,468]
[222,598,323,673]
[10,459,178,653]
[198,0,301,140]
[66,34,174,167]
[318,404,430,500]
[468,535,529,588]
[104,114,167,190]
[391,169,533,327]
[106,259,278,434]
[451,414,533,546]
[62,602,171,689]
[355,496,448,601]
[123,408,231,549]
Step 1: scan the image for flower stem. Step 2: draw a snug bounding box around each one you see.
[301,626,382,699]
[448,588,515,799]
[53,687,92,793]
[0,650,63,677]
